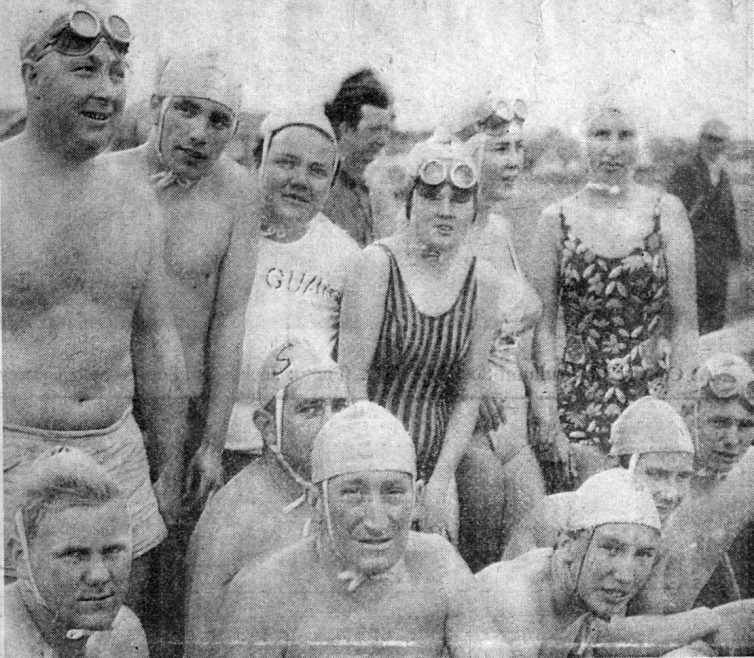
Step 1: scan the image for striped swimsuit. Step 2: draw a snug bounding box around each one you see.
[367,244,477,482]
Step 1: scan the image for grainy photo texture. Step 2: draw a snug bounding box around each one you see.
[1,1,753,656]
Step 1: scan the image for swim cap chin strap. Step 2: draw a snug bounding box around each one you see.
[15,510,91,640]
[150,96,197,191]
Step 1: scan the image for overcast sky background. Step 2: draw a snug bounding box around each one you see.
[1,0,751,137]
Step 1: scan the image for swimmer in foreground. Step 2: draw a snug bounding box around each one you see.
[479,469,734,657]
[216,401,506,657]
[504,396,695,558]
[1,0,186,606]
[5,448,147,658]
[185,337,348,657]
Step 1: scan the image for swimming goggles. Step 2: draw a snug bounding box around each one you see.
[481,98,528,125]
[417,158,478,189]
[697,365,754,406]
[24,8,133,62]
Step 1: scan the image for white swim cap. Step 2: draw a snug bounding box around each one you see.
[405,126,479,184]
[568,468,661,532]
[696,353,754,406]
[157,49,242,114]
[257,337,342,409]
[311,401,416,484]
[452,91,527,136]
[610,397,694,457]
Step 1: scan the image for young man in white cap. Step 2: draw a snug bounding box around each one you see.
[660,353,754,611]
[111,48,259,504]
[479,469,732,657]
[225,106,359,472]
[216,401,504,657]
[184,336,348,658]
[1,0,185,603]
[5,447,148,657]
[504,397,696,559]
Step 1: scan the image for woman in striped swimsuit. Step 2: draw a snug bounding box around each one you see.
[339,129,500,541]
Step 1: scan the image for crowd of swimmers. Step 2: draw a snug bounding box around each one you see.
[2,1,753,657]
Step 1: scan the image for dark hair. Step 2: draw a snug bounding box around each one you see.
[617,455,632,469]
[324,68,392,137]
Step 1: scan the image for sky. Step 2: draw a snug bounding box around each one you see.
[1,0,751,138]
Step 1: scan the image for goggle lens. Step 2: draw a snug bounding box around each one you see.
[451,163,476,189]
[420,160,447,186]
[69,10,99,38]
[106,15,133,44]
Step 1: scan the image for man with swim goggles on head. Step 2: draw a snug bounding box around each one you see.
[657,354,754,616]
[216,401,505,657]
[2,0,186,620]
[184,337,348,658]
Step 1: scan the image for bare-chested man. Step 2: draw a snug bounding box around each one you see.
[111,48,259,506]
[217,401,505,657]
[479,469,740,657]
[185,337,348,657]
[1,0,186,604]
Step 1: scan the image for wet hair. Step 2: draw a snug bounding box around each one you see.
[324,68,392,137]
[20,448,122,544]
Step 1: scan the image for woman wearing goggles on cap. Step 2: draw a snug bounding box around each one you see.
[340,128,501,542]
[529,98,699,491]
[452,93,547,572]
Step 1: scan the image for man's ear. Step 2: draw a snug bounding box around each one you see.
[8,534,29,577]
[557,530,580,566]
[253,408,275,447]
[150,94,164,124]
[21,60,40,96]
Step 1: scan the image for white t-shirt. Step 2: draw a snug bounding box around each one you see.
[226,213,359,452]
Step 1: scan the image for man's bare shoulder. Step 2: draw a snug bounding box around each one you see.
[477,548,552,610]
[405,530,467,571]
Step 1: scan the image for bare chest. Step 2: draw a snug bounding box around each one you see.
[2,176,149,313]
[161,191,233,284]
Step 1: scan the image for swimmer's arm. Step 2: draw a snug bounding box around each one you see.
[446,550,512,658]
[661,194,699,409]
[217,569,287,658]
[190,178,260,499]
[338,245,390,400]
[592,607,720,656]
[132,204,188,527]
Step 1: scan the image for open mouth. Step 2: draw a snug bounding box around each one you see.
[81,110,111,123]
[601,162,625,172]
[281,190,310,205]
[715,451,740,464]
[79,592,114,603]
[356,537,392,549]
[435,223,453,236]
[601,588,629,604]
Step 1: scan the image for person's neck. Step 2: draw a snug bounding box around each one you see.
[261,209,313,243]
[340,158,366,188]
[478,195,506,221]
[19,580,88,656]
[23,117,96,173]
[144,131,164,175]
[583,176,636,201]
[261,449,309,498]
[402,231,461,272]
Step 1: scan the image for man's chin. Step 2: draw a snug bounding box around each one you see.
[69,608,119,633]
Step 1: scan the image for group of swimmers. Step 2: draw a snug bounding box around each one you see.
[2,0,753,657]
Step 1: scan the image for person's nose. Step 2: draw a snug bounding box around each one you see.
[437,188,454,216]
[322,401,337,424]
[187,116,209,146]
[83,554,111,587]
[90,70,117,105]
[362,494,390,533]
[612,553,635,586]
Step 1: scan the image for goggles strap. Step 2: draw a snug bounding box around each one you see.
[573,527,596,597]
[15,510,53,613]
[627,452,640,476]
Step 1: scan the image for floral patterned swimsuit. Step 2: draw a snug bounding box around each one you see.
[558,199,669,452]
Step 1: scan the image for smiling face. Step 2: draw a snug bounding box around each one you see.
[633,452,694,525]
[576,523,659,619]
[279,373,349,479]
[697,395,754,476]
[480,119,524,200]
[409,174,476,253]
[27,41,127,159]
[158,96,235,179]
[585,108,639,186]
[325,470,414,576]
[28,500,132,631]
[261,125,337,227]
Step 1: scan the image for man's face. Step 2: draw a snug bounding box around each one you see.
[28,500,132,631]
[633,452,694,525]
[699,132,728,163]
[697,396,754,476]
[261,125,337,226]
[159,96,235,179]
[280,372,349,479]
[585,109,638,186]
[339,104,394,180]
[576,523,659,619]
[30,42,127,158]
[325,470,414,576]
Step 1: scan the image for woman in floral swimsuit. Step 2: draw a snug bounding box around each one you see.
[529,101,700,489]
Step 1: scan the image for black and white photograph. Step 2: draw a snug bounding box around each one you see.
[1,0,753,655]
